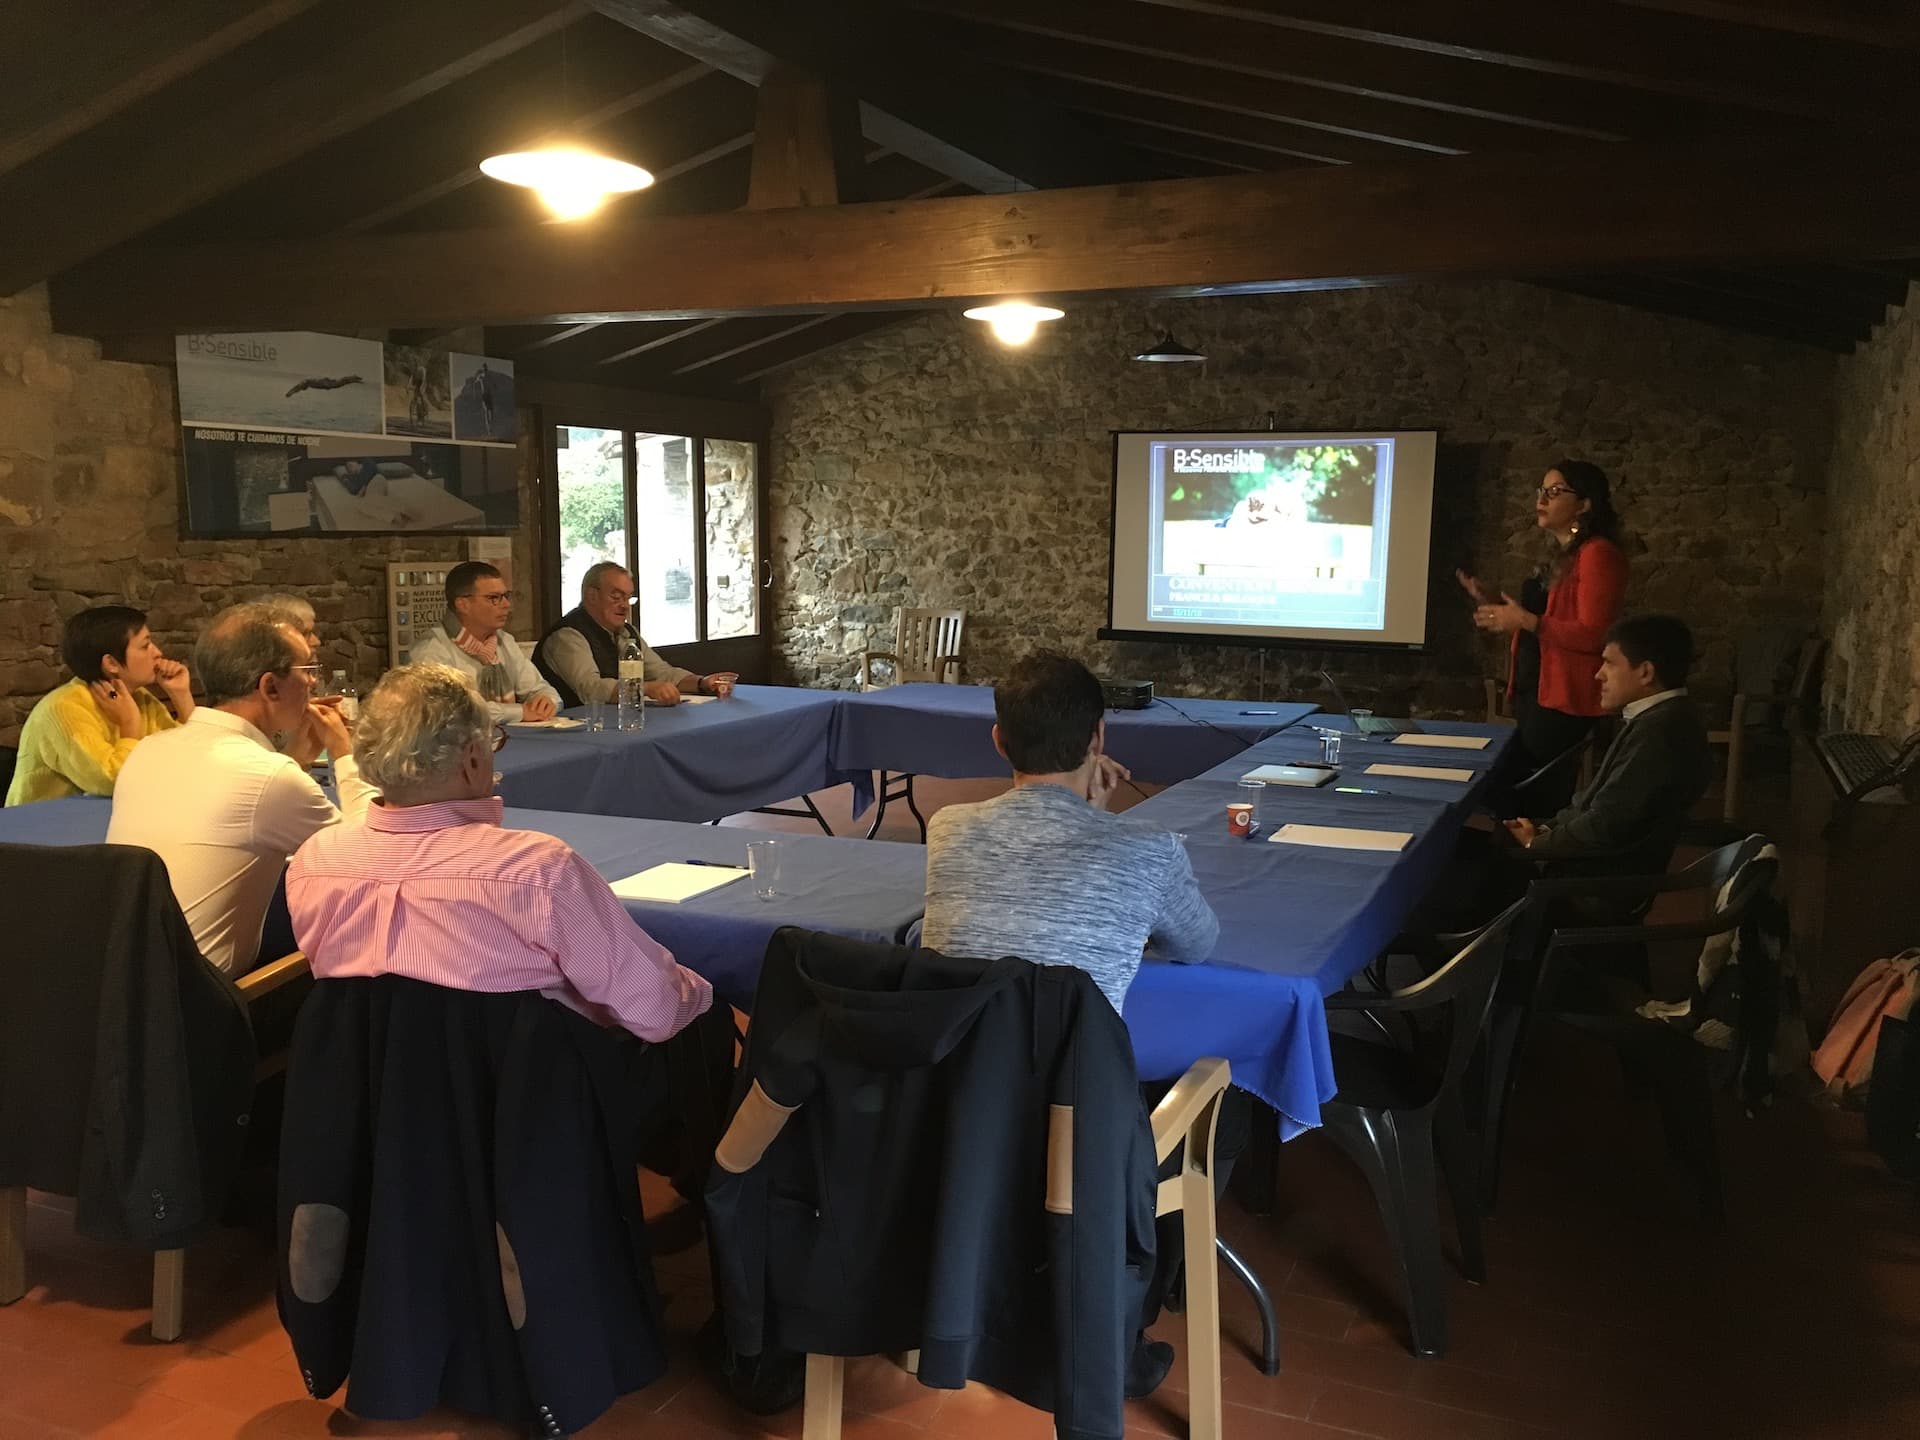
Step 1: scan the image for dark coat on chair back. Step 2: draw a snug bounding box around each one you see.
[0,842,255,1249]
[277,976,668,1438]
[706,927,1157,1440]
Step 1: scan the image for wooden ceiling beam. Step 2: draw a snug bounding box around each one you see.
[0,0,581,296]
[1607,0,1920,50]
[732,313,908,383]
[918,10,1579,155]
[1076,116,1310,174]
[0,1,322,177]
[590,0,1147,190]
[50,131,1920,334]
[745,63,867,208]
[909,0,1715,141]
[1125,0,1911,120]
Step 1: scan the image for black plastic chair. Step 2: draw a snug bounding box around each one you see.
[1481,835,1778,1221]
[1321,900,1526,1358]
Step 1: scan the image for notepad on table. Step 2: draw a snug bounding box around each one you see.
[1388,733,1490,751]
[1267,824,1412,853]
[505,716,585,730]
[609,862,748,903]
[1365,762,1476,783]
[645,693,716,705]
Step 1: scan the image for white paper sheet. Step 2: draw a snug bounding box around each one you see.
[1267,824,1412,853]
[1365,762,1475,783]
[645,693,717,706]
[1388,733,1491,751]
[504,716,584,730]
[609,862,748,903]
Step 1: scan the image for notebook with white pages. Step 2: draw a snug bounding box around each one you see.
[1365,763,1476,783]
[609,863,748,904]
[1388,733,1490,751]
[1267,824,1412,853]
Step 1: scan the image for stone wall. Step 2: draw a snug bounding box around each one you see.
[0,286,534,742]
[1825,283,1920,737]
[764,283,1834,715]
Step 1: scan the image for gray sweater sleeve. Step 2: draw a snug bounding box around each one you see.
[1148,840,1219,964]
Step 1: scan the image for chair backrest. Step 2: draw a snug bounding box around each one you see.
[1379,901,1527,1103]
[0,743,16,802]
[896,608,966,683]
[1691,833,1777,922]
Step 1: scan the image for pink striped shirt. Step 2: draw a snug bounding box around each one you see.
[287,796,711,1042]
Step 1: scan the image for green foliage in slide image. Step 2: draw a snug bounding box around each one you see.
[1164,444,1377,526]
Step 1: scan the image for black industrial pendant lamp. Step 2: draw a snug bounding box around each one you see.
[1133,330,1206,363]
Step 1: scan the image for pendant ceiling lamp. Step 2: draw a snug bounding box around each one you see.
[962,300,1066,347]
[479,145,654,222]
[1133,331,1207,363]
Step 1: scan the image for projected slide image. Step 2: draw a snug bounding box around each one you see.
[1150,440,1390,630]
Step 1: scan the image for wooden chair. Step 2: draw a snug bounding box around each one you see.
[800,1057,1232,1440]
[1705,635,1824,825]
[860,608,967,690]
[860,608,967,840]
[1,949,310,1341]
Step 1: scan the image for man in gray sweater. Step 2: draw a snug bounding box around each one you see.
[922,652,1219,1013]
[921,652,1222,1400]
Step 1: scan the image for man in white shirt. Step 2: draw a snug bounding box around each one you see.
[108,603,376,975]
[408,560,560,724]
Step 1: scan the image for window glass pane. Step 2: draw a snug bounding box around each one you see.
[555,426,628,611]
[704,439,760,640]
[634,432,697,646]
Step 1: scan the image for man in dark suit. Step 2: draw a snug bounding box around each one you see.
[1504,613,1712,874]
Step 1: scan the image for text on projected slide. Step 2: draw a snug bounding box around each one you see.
[1150,438,1394,632]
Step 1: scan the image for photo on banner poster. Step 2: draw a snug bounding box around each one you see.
[175,332,384,439]
[450,353,515,442]
[384,345,453,438]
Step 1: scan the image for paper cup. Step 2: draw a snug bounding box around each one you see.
[1226,802,1254,837]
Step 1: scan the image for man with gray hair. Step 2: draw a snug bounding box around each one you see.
[262,593,321,656]
[533,560,734,709]
[108,602,375,975]
[289,663,712,1047]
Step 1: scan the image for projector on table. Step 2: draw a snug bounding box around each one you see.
[1100,677,1155,710]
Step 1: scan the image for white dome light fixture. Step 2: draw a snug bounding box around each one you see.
[479,146,654,222]
[962,300,1065,347]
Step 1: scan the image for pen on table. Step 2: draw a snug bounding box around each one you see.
[1334,786,1388,796]
[681,858,745,868]
[1239,709,1281,715]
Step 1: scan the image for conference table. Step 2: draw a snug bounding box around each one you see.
[0,797,926,1008]
[0,694,1509,1138]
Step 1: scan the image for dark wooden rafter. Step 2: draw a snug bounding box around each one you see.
[914,10,1580,155]
[1607,0,1920,50]
[1121,0,1915,119]
[49,131,1920,335]
[0,0,324,177]
[907,0,1718,140]
[1075,116,1306,174]
[731,313,907,383]
[0,0,582,295]
[745,63,867,208]
[589,0,1151,190]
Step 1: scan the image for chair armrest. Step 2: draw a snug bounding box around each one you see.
[1325,987,1432,1016]
[1547,919,1731,951]
[235,950,310,1000]
[1524,871,1697,903]
[934,654,963,683]
[1150,1056,1230,1165]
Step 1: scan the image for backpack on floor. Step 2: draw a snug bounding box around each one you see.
[1811,951,1920,1098]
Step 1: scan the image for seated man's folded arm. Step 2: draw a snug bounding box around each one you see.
[542,628,617,703]
[1149,842,1220,964]
[1525,741,1674,863]
[545,851,714,1041]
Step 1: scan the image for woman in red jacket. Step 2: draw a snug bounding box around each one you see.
[1458,459,1627,814]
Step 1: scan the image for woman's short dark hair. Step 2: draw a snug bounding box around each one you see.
[994,652,1105,774]
[60,605,147,682]
[1607,614,1694,690]
[444,560,501,605]
[1548,458,1620,547]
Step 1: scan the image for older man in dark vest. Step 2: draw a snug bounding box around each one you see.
[534,562,733,709]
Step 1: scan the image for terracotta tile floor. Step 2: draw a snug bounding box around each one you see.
[4,776,1914,1438]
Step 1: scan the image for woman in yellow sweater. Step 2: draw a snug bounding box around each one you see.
[5,604,195,805]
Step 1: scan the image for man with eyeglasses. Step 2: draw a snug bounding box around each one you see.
[409,560,560,723]
[534,560,735,709]
[108,603,376,976]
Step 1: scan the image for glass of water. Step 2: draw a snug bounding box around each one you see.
[747,840,782,901]
[585,697,606,732]
[1319,729,1342,765]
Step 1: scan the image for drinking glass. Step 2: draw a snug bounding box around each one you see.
[1319,729,1342,765]
[1235,778,1266,835]
[585,697,606,732]
[747,840,782,901]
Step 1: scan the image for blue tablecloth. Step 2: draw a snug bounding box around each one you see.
[495,684,864,821]
[1123,718,1512,1135]
[0,797,925,1010]
[830,683,1320,784]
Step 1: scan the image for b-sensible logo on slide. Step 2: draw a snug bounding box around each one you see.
[184,335,278,362]
[1171,448,1267,474]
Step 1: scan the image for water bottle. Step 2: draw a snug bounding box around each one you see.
[617,640,646,732]
[332,670,359,723]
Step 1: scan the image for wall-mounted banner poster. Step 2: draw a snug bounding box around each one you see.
[175,331,519,537]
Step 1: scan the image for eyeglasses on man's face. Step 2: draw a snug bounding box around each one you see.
[490,724,510,753]
[472,589,514,605]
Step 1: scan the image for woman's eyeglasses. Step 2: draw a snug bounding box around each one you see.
[491,724,510,753]
[1536,484,1575,501]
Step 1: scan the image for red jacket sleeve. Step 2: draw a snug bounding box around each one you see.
[1537,539,1626,659]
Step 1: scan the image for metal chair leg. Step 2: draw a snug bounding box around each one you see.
[1214,1237,1280,1375]
[903,773,928,842]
